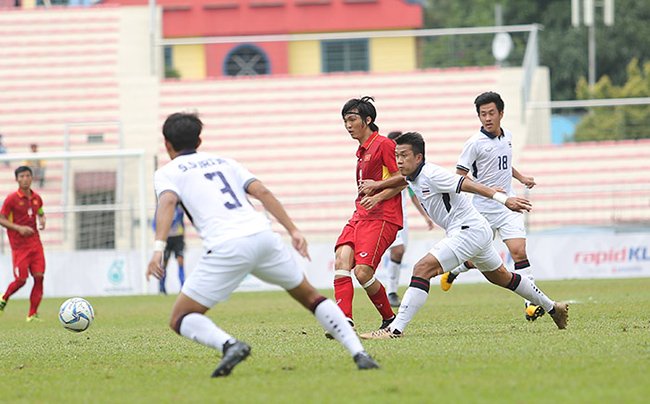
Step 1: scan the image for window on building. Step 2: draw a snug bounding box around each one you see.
[224,44,270,76]
[322,39,369,73]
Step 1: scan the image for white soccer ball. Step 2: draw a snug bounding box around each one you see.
[59,297,95,332]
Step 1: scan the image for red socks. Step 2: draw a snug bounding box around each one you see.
[368,283,395,320]
[29,277,44,316]
[333,277,354,319]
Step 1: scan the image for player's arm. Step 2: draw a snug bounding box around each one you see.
[146,191,178,281]
[409,189,434,230]
[512,166,536,189]
[246,179,310,261]
[358,175,407,195]
[459,178,532,213]
[359,171,406,210]
[0,214,34,236]
[456,167,470,177]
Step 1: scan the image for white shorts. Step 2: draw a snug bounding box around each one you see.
[389,224,408,249]
[429,223,502,273]
[182,230,304,307]
[481,209,527,240]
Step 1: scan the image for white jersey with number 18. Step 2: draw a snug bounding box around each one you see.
[154,151,271,248]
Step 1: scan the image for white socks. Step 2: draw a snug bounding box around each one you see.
[314,299,364,356]
[450,262,472,276]
[515,267,534,306]
[179,312,234,354]
[386,260,401,295]
[512,275,554,313]
[390,287,429,333]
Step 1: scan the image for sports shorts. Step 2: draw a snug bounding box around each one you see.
[335,219,400,269]
[12,244,45,280]
[429,223,502,273]
[182,230,304,308]
[164,235,185,262]
[481,209,527,240]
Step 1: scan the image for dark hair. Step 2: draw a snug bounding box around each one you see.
[15,165,32,179]
[395,132,425,161]
[162,112,203,152]
[342,96,379,132]
[474,91,504,114]
[387,131,402,140]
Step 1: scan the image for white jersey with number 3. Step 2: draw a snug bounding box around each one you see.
[154,151,270,248]
[456,128,514,214]
[406,162,488,234]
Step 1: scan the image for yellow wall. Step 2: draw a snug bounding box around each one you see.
[370,37,416,73]
[288,40,321,75]
[173,44,206,79]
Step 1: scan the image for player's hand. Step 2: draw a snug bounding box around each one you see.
[358,179,379,195]
[146,251,165,281]
[290,230,311,261]
[38,216,46,230]
[505,196,532,213]
[16,225,34,237]
[425,218,435,230]
[520,176,536,189]
[360,195,381,210]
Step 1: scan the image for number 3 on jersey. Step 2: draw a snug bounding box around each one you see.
[497,155,508,170]
[204,171,242,209]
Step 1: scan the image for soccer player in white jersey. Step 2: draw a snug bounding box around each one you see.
[376,131,434,308]
[146,112,379,376]
[358,132,568,339]
[440,92,543,321]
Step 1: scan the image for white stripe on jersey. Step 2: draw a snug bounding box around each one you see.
[154,152,270,248]
[456,128,515,214]
[406,162,488,233]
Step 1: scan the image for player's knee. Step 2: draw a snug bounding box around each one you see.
[391,246,405,262]
[353,266,373,284]
[15,277,27,286]
[412,262,438,280]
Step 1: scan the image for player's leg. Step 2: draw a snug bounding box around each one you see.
[504,237,544,320]
[386,242,404,307]
[334,222,356,322]
[253,231,378,369]
[474,247,568,329]
[172,239,255,377]
[175,236,186,286]
[160,247,172,295]
[353,221,400,328]
[1,251,30,314]
[26,249,46,321]
[440,261,473,291]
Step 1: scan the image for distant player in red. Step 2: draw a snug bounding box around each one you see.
[330,96,404,337]
[0,166,47,322]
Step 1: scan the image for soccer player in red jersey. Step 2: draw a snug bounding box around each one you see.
[330,96,404,336]
[0,166,47,322]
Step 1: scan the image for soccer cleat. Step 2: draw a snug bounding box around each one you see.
[440,271,458,291]
[525,304,546,321]
[549,302,569,330]
[387,293,401,308]
[0,298,6,316]
[379,316,395,330]
[26,313,43,323]
[211,340,251,377]
[325,318,355,340]
[353,351,380,370]
[360,327,402,340]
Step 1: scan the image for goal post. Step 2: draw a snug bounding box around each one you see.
[0,149,150,297]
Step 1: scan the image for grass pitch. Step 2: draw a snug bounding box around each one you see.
[1,278,649,403]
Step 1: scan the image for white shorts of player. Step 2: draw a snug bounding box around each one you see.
[430,222,502,273]
[388,223,409,249]
[481,209,527,241]
[182,230,304,307]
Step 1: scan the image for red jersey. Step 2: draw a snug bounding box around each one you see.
[1,189,43,250]
[351,132,403,227]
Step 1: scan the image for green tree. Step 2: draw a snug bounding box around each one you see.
[573,59,650,141]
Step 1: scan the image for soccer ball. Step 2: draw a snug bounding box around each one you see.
[59,297,95,332]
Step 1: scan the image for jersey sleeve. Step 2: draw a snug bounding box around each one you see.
[227,158,258,191]
[153,169,180,199]
[0,195,13,217]
[456,138,477,173]
[428,165,465,195]
[381,138,399,173]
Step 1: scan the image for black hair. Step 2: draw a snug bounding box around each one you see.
[15,166,32,179]
[395,132,425,161]
[162,112,203,152]
[342,96,379,132]
[474,91,504,114]
[387,131,403,140]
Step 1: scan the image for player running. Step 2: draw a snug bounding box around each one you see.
[441,92,543,321]
[358,132,568,339]
[147,112,379,377]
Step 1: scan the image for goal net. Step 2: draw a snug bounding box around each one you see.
[0,149,149,297]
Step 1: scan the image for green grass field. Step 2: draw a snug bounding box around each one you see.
[1,278,649,403]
